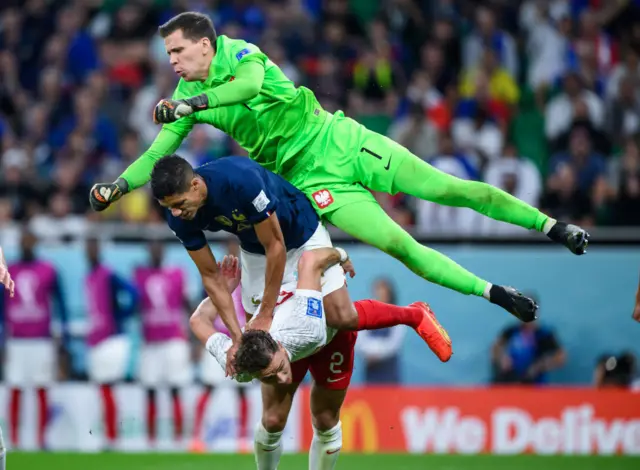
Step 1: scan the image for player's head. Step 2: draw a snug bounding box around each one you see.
[151,155,207,221]
[20,229,37,262]
[86,237,101,267]
[234,330,292,385]
[148,240,164,268]
[159,12,217,81]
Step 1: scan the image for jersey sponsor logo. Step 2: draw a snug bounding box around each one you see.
[252,190,270,212]
[312,189,334,209]
[235,48,251,61]
[306,297,322,318]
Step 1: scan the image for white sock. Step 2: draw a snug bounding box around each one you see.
[254,421,283,470]
[482,282,493,301]
[0,425,6,470]
[543,218,557,234]
[309,421,342,470]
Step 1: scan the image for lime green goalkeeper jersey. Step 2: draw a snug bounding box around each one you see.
[120,35,328,189]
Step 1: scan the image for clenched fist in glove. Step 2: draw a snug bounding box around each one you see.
[153,94,209,123]
[89,178,129,212]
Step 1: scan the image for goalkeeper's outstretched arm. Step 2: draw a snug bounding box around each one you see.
[89,127,186,211]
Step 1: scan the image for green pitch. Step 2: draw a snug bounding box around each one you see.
[9,452,638,470]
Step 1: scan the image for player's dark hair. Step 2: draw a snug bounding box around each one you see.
[158,12,217,46]
[233,330,280,375]
[150,154,194,200]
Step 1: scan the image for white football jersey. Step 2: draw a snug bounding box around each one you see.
[206,281,338,382]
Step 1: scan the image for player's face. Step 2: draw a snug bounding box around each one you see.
[164,29,211,81]
[259,347,292,385]
[159,178,205,220]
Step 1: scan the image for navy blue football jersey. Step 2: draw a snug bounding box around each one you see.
[168,157,319,254]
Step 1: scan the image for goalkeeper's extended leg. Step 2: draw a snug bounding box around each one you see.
[351,129,588,255]
[390,154,588,254]
[325,201,538,321]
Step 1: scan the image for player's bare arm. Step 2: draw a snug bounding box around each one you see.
[297,247,354,292]
[189,245,243,342]
[188,244,243,376]
[0,246,15,297]
[190,255,241,345]
[247,213,287,332]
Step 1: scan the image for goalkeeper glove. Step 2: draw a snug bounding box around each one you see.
[89,177,129,212]
[153,94,208,123]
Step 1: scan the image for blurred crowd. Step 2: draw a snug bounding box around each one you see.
[2,0,640,240]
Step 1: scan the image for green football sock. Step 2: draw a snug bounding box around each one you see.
[391,154,549,232]
[325,202,489,296]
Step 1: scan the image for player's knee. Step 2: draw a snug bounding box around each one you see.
[324,292,358,330]
[262,411,288,433]
[312,409,340,432]
[297,250,320,276]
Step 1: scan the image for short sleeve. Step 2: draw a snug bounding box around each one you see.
[233,167,278,224]
[226,39,267,70]
[168,214,207,251]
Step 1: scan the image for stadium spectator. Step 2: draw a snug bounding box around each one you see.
[545,71,605,143]
[607,137,640,226]
[134,241,192,448]
[459,47,520,110]
[452,103,505,168]
[388,102,438,161]
[606,74,640,149]
[463,5,518,80]
[419,40,455,95]
[593,352,637,388]
[606,44,640,102]
[544,127,609,225]
[356,278,406,384]
[491,304,566,385]
[519,0,570,92]
[84,237,137,449]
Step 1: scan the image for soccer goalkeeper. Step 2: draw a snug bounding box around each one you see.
[90,12,588,311]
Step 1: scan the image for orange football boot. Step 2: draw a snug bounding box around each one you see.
[410,302,452,362]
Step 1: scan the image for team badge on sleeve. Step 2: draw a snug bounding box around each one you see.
[236,48,251,61]
[306,298,323,318]
[252,190,270,212]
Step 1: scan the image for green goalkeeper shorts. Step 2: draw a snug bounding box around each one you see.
[287,110,411,217]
